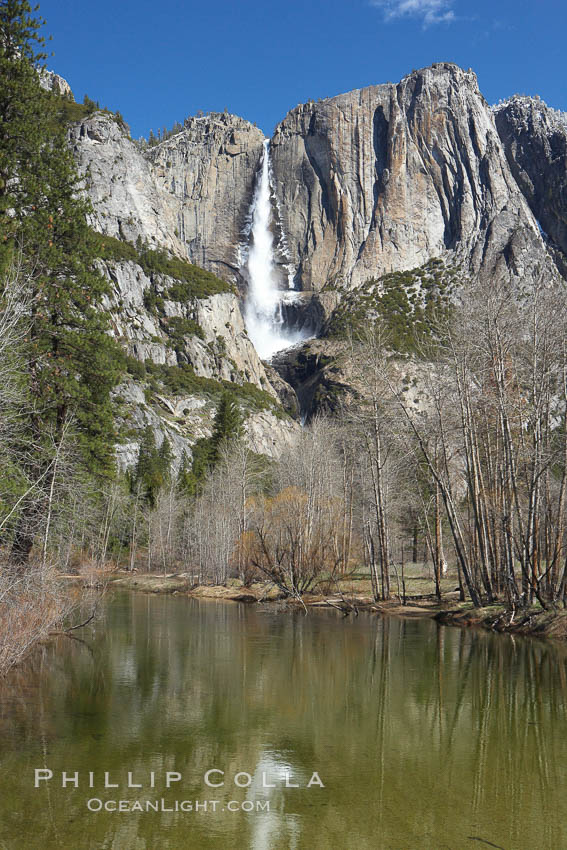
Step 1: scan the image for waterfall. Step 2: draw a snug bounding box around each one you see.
[243,140,309,360]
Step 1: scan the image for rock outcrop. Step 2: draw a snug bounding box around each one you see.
[66,111,300,463]
[61,62,567,459]
[64,64,567,304]
[69,111,264,288]
[98,254,300,465]
[101,259,272,388]
[39,68,73,98]
[147,115,265,286]
[270,63,554,291]
[271,340,353,422]
[494,96,567,261]
[69,114,185,256]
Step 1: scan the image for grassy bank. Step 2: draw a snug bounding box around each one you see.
[106,572,567,639]
[433,604,567,639]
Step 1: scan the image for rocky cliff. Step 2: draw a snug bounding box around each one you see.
[99,251,299,466]
[39,68,73,97]
[70,114,185,256]
[61,61,567,450]
[69,111,264,288]
[494,96,567,265]
[66,110,300,464]
[270,63,555,291]
[147,115,264,286]
[70,63,567,304]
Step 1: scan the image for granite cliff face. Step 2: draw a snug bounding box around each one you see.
[66,112,300,463]
[69,63,566,304]
[62,61,567,448]
[270,63,554,291]
[69,111,265,288]
[147,115,265,286]
[494,96,567,263]
[99,252,300,466]
[39,68,73,97]
[69,114,184,256]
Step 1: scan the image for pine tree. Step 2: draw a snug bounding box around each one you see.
[82,94,98,113]
[134,429,173,507]
[176,450,193,495]
[158,435,173,482]
[0,0,48,263]
[188,437,213,492]
[209,391,242,465]
[2,0,123,471]
[134,427,160,507]
[188,392,242,489]
[2,1,124,562]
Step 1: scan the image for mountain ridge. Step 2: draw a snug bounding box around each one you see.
[54,61,567,454]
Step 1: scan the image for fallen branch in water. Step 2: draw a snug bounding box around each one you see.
[468,837,506,850]
[64,607,98,632]
[49,609,97,635]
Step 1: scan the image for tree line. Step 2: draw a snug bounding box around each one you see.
[2,0,567,645]
[75,265,567,616]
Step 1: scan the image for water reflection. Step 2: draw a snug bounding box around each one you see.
[0,594,566,849]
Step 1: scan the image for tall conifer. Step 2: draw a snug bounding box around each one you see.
[1,1,124,562]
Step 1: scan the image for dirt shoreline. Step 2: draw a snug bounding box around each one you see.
[106,572,567,640]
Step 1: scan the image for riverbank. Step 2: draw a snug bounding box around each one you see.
[434,603,567,639]
[108,572,441,613]
[106,572,567,639]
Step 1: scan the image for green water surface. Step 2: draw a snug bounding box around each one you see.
[0,592,566,849]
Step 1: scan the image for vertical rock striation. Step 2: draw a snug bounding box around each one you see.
[62,63,567,454]
[494,96,567,261]
[270,63,552,291]
[147,114,265,286]
[69,114,184,255]
[67,110,299,462]
[69,111,265,288]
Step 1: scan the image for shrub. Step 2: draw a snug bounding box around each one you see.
[326,260,456,353]
[90,231,232,299]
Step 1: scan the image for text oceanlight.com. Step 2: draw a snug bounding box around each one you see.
[86,799,271,813]
[33,768,325,812]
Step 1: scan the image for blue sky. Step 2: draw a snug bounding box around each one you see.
[38,0,566,140]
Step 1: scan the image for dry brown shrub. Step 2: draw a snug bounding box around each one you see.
[0,566,92,675]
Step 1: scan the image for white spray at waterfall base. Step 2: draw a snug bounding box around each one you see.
[243,140,310,360]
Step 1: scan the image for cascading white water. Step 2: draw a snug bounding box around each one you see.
[243,140,309,360]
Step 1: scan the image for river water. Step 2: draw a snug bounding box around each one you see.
[0,592,566,849]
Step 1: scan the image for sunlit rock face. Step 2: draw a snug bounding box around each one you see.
[39,68,73,97]
[67,114,301,463]
[69,113,184,254]
[69,111,265,289]
[64,63,567,457]
[270,63,555,292]
[494,95,567,262]
[147,114,265,287]
[69,64,566,302]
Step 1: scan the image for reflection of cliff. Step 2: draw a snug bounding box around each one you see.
[1,595,567,848]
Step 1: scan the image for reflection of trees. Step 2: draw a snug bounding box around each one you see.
[1,595,567,848]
